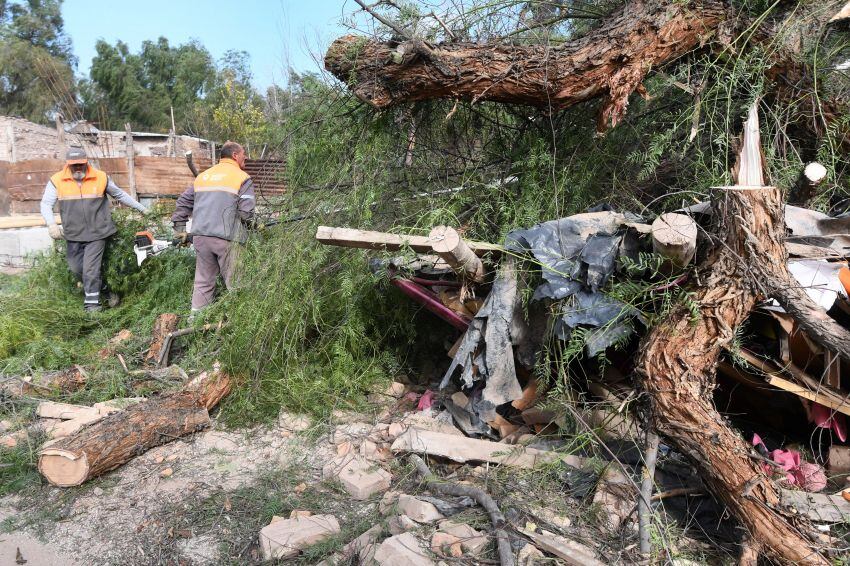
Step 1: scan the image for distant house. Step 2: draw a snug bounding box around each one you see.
[0,116,213,162]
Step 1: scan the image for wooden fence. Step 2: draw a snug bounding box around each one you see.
[1,157,286,215]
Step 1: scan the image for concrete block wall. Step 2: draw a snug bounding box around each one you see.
[0,227,54,267]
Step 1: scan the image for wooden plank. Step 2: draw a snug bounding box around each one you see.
[780,488,850,523]
[734,348,850,408]
[0,214,61,228]
[125,123,137,200]
[390,427,585,469]
[766,374,850,417]
[517,528,605,566]
[316,226,502,256]
[37,401,99,421]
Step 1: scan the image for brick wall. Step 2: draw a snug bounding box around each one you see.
[0,117,62,162]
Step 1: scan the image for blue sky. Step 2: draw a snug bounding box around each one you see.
[62,0,352,90]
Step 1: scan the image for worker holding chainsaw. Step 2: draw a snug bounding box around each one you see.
[40,147,150,312]
[171,141,255,316]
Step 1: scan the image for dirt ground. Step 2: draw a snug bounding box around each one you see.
[0,418,339,566]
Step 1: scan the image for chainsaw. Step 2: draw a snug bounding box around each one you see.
[133,230,191,266]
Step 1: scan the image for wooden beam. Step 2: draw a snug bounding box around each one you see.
[766,374,850,417]
[124,123,137,201]
[733,348,850,411]
[391,427,586,469]
[0,215,61,229]
[315,226,501,256]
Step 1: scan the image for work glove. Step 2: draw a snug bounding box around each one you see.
[173,221,189,245]
[48,223,64,240]
[142,206,156,217]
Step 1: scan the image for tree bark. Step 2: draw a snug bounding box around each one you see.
[636,185,828,565]
[146,313,180,365]
[325,0,728,130]
[38,371,231,487]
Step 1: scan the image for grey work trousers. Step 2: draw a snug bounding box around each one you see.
[191,235,239,310]
[66,239,107,307]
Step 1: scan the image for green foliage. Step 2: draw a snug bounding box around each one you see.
[210,78,268,150]
[0,0,76,123]
[84,37,217,132]
[0,436,42,497]
[198,224,411,423]
[0,211,194,379]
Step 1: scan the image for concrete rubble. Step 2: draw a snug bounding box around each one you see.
[397,494,445,523]
[259,514,341,561]
[374,532,436,566]
[322,454,392,500]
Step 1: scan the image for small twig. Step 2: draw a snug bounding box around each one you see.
[428,10,456,40]
[116,353,129,374]
[410,454,514,566]
[651,487,704,501]
[354,0,434,51]
[639,430,660,557]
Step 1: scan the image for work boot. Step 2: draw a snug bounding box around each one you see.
[84,304,102,313]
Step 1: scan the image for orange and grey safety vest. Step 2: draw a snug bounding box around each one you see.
[49,165,116,242]
[189,158,253,243]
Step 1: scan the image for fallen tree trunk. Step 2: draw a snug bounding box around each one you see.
[38,369,231,487]
[636,185,828,564]
[326,0,728,130]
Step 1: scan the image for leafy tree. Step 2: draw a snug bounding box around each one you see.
[210,78,268,152]
[83,37,216,132]
[0,0,76,123]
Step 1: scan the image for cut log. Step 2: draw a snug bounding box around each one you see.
[146,313,179,365]
[391,427,585,469]
[325,0,728,130]
[428,225,485,282]
[651,212,698,268]
[830,2,850,23]
[636,106,829,565]
[788,162,828,206]
[38,369,231,487]
[315,225,500,255]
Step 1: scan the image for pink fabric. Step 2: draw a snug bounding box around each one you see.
[751,434,827,492]
[810,402,848,442]
[417,389,435,411]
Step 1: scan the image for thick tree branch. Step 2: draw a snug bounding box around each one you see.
[325,0,728,131]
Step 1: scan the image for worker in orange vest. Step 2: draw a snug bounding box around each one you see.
[40,147,149,311]
[171,141,255,317]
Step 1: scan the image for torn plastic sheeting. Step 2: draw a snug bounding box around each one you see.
[439,259,526,423]
[784,260,847,311]
[554,291,646,356]
[506,211,646,297]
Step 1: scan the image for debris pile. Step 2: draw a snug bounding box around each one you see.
[312,111,850,562]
